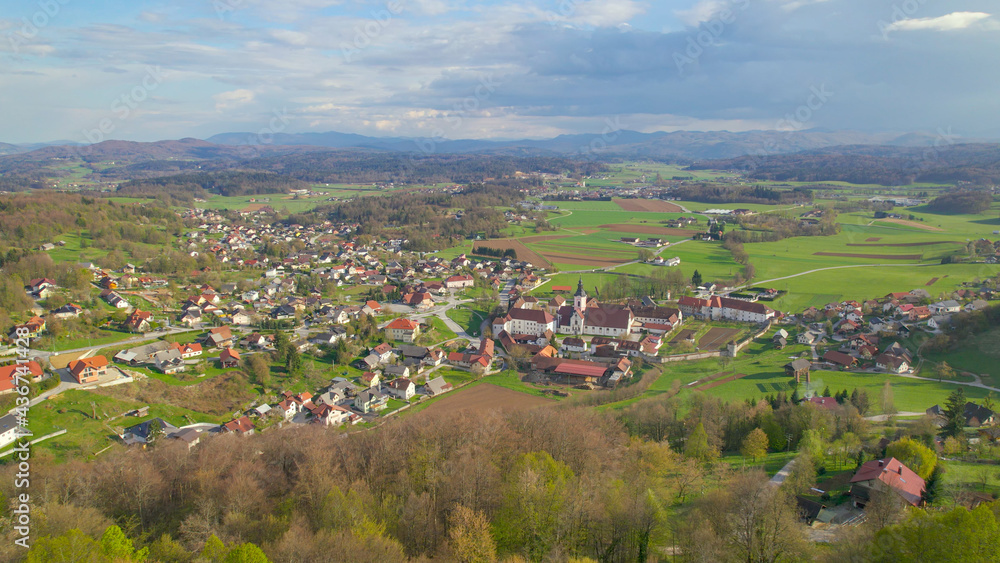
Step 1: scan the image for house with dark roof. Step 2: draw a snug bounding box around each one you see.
[822,350,857,368]
[122,418,178,446]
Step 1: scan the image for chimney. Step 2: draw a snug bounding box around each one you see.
[878,460,884,467]
[898,466,903,475]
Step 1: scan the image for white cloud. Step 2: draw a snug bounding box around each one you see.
[884,11,992,33]
[213,89,255,111]
[570,0,647,27]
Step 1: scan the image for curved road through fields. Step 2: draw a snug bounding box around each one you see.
[745,262,930,289]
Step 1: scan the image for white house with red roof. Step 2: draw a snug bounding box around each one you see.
[445,274,475,289]
[384,318,421,342]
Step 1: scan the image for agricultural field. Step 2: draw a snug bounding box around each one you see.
[415,382,556,417]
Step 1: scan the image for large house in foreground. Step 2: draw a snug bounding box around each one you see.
[849,458,925,508]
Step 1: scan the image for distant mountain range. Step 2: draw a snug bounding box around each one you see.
[4,128,995,163]
[3,129,999,190]
[203,129,989,162]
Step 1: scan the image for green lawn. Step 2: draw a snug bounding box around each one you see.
[925,326,1000,386]
[445,306,487,336]
[939,460,1000,505]
[720,450,796,478]
[484,370,563,399]
[417,317,458,344]
[21,389,223,463]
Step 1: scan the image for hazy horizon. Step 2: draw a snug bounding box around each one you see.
[2,0,999,144]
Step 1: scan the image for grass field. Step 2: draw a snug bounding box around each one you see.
[24,389,223,463]
[445,306,487,336]
[925,326,1000,385]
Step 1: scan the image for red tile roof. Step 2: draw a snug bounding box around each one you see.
[851,458,925,506]
[386,318,419,331]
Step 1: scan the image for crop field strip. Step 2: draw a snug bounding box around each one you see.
[698,327,742,349]
[812,252,923,260]
[844,241,959,247]
[472,239,552,268]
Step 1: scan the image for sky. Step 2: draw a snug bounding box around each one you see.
[0,0,998,144]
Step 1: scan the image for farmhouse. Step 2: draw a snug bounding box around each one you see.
[875,353,910,374]
[822,351,857,368]
[850,458,925,508]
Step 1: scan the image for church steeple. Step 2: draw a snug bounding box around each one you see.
[574,276,588,309]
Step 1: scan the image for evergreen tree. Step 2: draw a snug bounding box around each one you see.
[941,387,967,438]
[691,270,703,287]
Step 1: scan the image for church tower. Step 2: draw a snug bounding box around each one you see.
[574,277,588,309]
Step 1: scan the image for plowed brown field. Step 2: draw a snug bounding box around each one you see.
[419,383,554,416]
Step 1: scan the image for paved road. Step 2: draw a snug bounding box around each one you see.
[769,458,795,485]
[865,411,925,421]
[33,326,199,359]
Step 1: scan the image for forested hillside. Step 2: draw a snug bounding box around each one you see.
[690,143,1000,185]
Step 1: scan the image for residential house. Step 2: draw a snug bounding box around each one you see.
[125,310,153,332]
[355,388,388,413]
[822,351,857,368]
[386,378,416,400]
[796,330,826,346]
[220,348,241,368]
[310,327,348,346]
[9,316,46,339]
[222,416,255,435]
[122,418,179,447]
[0,361,44,394]
[68,355,109,384]
[385,365,411,379]
[153,349,185,374]
[929,300,962,314]
[849,458,925,508]
[50,303,84,319]
[384,318,421,343]
[875,353,910,374]
[425,375,454,396]
[205,326,235,349]
[170,342,203,358]
[361,371,381,388]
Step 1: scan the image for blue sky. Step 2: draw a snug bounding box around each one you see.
[1,0,998,144]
